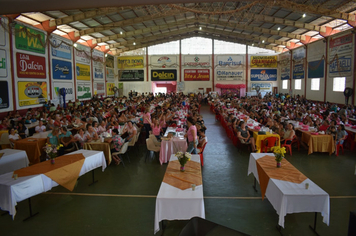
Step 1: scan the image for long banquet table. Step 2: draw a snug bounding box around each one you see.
[0,149,29,175]
[0,150,106,219]
[247,153,330,229]
[300,131,335,155]
[154,154,205,234]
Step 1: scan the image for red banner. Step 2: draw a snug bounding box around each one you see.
[16,53,46,78]
[184,69,210,81]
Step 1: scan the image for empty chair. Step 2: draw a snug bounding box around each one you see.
[112,142,130,167]
[149,134,161,147]
[146,138,160,162]
[281,135,299,156]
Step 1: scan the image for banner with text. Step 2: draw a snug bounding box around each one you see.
[0,81,9,109]
[75,44,90,64]
[15,25,45,54]
[216,55,244,67]
[53,82,74,101]
[250,56,277,68]
[151,69,177,81]
[76,63,91,80]
[329,34,353,58]
[292,47,305,79]
[250,69,277,81]
[183,55,210,67]
[329,55,352,76]
[107,83,115,96]
[279,52,290,80]
[117,56,144,69]
[119,70,144,81]
[0,49,7,77]
[0,20,5,46]
[50,37,72,60]
[150,55,177,67]
[93,50,104,80]
[18,81,47,107]
[94,82,105,96]
[251,83,272,91]
[16,52,46,78]
[106,68,115,80]
[52,59,72,80]
[216,69,244,81]
[184,69,210,81]
[77,82,92,99]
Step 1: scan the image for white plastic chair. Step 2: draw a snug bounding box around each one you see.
[146,138,160,162]
[112,142,130,167]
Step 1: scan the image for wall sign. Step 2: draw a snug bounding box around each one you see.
[216,55,244,67]
[183,55,210,67]
[117,56,144,68]
[329,34,353,57]
[0,19,6,46]
[18,81,47,107]
[50,38,72,60]
[75,44,90,64]
[16,52,46,78]
[292,47,305,79]
[77,82,92,99]
[107,83,115,96]
[251,82,272,91]
[250,69,277,81]
[0,49,7,77]
[93,50,104,80]
[52,59,72,80]
[94,82,105,96]
[0,81,9,109]
[184,69,210,81]
[293,64,305,79]
[76,63,91,80]
[106,67,115,80]
[150,55,177,67]
[119,70,144,81]
[53,82,74,101]
[151,69,177,81]
[280,52,290,80]
[250,56,277,68]
[329,55,352,76]
[216,69,244,81]
[308,60,324,78]
[15,25,45,54]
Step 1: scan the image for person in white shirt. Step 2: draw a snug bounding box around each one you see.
[8,128,21,147]
[35,120,46,133]
[85,124,99,141]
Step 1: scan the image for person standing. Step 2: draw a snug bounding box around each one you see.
[185,117,198,154]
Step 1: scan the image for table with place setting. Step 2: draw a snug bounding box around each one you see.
[159,127,187,165]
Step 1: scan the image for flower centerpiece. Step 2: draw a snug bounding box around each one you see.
[271,146,286,168]
[44,144,63,164]
[175,151,192,172]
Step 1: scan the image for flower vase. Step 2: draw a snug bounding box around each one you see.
[51,158,55,165]
[276,162,281,168]
[180,165,185,172]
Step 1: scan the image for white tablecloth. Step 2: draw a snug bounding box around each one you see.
[154,154,205,234]
[247,153,330,228]
[0,149,29,175]
[159,137,187,165]
[0,150,106,219]
[32,130,51,139]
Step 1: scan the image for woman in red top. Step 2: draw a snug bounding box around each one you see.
[318,120,329,132]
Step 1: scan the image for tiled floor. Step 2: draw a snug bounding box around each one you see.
[1,105,355,236]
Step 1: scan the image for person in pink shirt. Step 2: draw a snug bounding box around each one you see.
[185,116,198,154]
[150,115,164,140]
[143,107,151,139]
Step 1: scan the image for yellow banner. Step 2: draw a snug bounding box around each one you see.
[107,83,115,96]
[76,63,91,80]
[117,56,144,69]
[18,81,47,107]
[250,56,277,68]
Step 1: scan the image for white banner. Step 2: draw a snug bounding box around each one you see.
[75,44,91,64]
[93,50,104,80]
[216,69,244,81]
[0,49,7,77]
[94,82,105,96]
[183,55,210,67]
[53,82,74,101]
[216,55,244,67]
[150,55,177,67]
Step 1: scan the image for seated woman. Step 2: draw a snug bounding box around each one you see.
[17,122,27,139]
[74,128,89,149]
[85,124,99,141]
[197,129,208,153]
[107,128,125,165]
[121,121,137,142]
[118,112,128,125]
[336,124,347,146]
[59,126,75,151]
[237,121,256,152]
[47,127,60,146]
[8,128,21,147]
[97,120,107,134]
[281,123,295,144]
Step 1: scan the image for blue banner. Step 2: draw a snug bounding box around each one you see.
[329,55,352,75]
[293,64,304,79]
[250,69,277,81]
[51,38,72,60]
[308,60,324,78]
[52,59,72,80]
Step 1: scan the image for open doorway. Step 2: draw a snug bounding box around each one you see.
[152,81,177,95]
[155,87,167,94]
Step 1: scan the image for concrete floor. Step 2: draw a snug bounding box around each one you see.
[1,105,356,236]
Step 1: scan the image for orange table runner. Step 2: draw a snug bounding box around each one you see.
[14,138,47,165]
[14,154,85,191]
[256,155,307,200]
[163,160,202,190]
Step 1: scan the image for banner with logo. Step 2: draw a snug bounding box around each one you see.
[216,69,244,81]
[251,83,272,91]
[184,69,210,81]
[76,63,90,80]
[50,37,72,60]
[16,53,46,78]
[117,56,144,69]
[18,81,47,107]
[107,83,115,96]
[183,55,210,67]
[329,34,353,58]
[94,82,105,96]
[250,69,277,81]
[250,56,277,68]
[0,81,9,109]
[329,55,352,76]
[151,69,177,81]
[77,82,92,99]
[150,55,177,67]
[292,47,305,79]
[75,44,90,64]
[0,49,7,77]
[52,59,72,80]
[15,25,45,54]
[106,68,115,80]
[53,82,74,101]
[280,52,290,80]
[106,55,114,68]
[308,60,324,78]
[216,55,244,67]
[93,50,104,80]
[119,70,144,81]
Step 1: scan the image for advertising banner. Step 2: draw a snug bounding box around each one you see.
[75,44,90,64]
[308,60,324,78]
[216,69,244,81]
[15,25,45,54]
[0,20,5,46]
[52,59,72,80]
[117,56,144,68]
[106,55,114,68]
[329,34,353,57]
[293,47,305,80]
[250,69,277,81]
[77,82,92,99]
[0,49,7,77]
[184,69,209,81]
[250,56,277,68]
[183,55,210,67]
[119,70,144,81]
[293,64,305,79]
[118,83,123,89]
[16,52,46,78]
[280,52,290,80]
[150,55,177,67]
[93,50,104,80]
[106,68,115,80]
[94,82,105,96]
[76,63,90,80]
[107,83,115,96]
[329,55,352,76]
[251,83,272,91]
[18,81,47,107]
[50,37,72,60]
[216,55,244,67]
[53,82,74,101]
[0,81,9,109]
[151,69,177,81]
